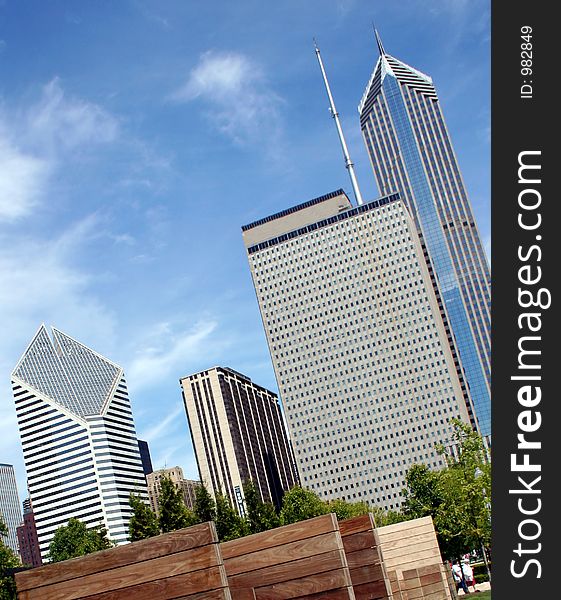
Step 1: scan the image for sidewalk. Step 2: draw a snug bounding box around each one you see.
[458,581,491,594]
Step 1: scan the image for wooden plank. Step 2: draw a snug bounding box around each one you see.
[342,531,378,555]
[417,565,442,577]
[221,514,338,560]
[405,581,446,599]
[345,547,384,570]
[254,568,352,600]
[224,532,342,577]
[20,544,221,600]
[228,549,346,590]
[75,565,228,600]
[175,589,232,600]
[339,514,376,537]
[376,524,434,545]
[380,547,441,565]
[294,587,355,600]
[348,564,386,587]
[420,572,444,586]
[16,523,217,592]
[377,531,437,552]
[352,580,392,600]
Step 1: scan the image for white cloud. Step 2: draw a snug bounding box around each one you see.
[25,78,119,154]
[139,403,184,442]
[171,51,283,147]
[0,139,50,221]
[126,319,220,393]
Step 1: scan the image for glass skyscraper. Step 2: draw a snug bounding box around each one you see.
[358,34,491,436]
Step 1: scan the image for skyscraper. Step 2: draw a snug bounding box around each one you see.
[11,325,148,560]
[0,463,22,555]
[242,189,471,510]
[358,33,491,437]
[180,366,299,514]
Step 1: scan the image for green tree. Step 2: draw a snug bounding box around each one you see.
[215,492,248,541]
[279,486,327,525]
[47,518,112,563]
[435,419,491,570]
[402,463,444,519]
[1,518,20,600]
[402,419,491,568]
[326,498,371,521]
[193,482,216,524]
[128,493,160,541]
[157,476,198,533]
[242,479,279,534]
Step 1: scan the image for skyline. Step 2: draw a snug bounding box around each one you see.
[0,1,490,504]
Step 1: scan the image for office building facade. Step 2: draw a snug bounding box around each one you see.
[11,325,148,559]
[242,190,470,510]
[180,366,299,514]
[358,35,491,436]
[0,463,22,555]
[146,466,199,514]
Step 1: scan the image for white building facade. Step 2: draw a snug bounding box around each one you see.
[243,190,470,510]
[11,325,148,560]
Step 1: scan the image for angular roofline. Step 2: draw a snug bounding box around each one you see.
[11,323,49,377]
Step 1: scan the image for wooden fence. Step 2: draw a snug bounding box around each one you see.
[221,513,355,599]
[339,514,393,600]
[15,522,230,600]
[376,517,452,600]
[15,514,451,600]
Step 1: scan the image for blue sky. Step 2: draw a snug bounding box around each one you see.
[0,0,490,503]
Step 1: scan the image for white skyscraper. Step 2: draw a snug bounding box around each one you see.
[0,463,22,555]
[242,189,471,510]
[11,325,148,560]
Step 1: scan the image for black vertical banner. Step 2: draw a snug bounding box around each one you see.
[492,2,555,598]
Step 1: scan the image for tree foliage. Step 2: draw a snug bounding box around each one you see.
[158,476,198,533]
[326,498,370,521]
[193,482,216,524]
[402,419,491,561]
[47,518,112,563]
[128,493,160,541]
[215,492,248,541]
[242,479,279,534]
[0,517,20,600]
[279,486,327,525]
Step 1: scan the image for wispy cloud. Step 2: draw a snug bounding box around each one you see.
[139,403,184,442]
[25,78,119,155]
[0,139,50,221]
[126,319,220,393]
[0,78,119,222]
[171,51,284,148]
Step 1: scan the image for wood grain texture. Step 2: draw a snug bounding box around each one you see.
[223,514,354,600]
[16,522,217,592]
[225,532,342,577]
[253,569,353,600]
[15,522,230,600]
[338,514,392,600]
[20,545,221,600]
[221,514,338,560]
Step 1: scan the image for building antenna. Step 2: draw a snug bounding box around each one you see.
[314,38,364,206]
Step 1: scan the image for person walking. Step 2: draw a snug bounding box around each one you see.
[452,560,469,594]
[462,558,477,593]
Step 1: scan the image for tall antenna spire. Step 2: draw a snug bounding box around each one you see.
[373,26,386,56]
[314,39,364,206]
